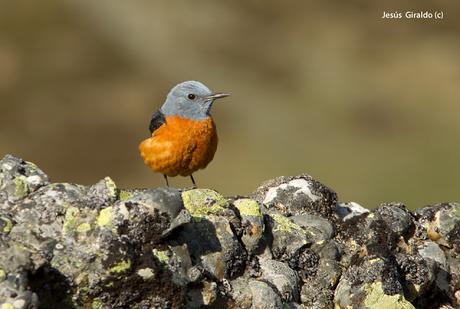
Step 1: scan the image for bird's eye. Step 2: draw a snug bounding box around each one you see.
[187,94,196,100]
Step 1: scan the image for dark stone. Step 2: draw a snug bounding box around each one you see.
[252,174,338,220]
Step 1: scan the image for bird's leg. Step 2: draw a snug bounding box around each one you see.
[190,175,197,189]
[163,174,169,187]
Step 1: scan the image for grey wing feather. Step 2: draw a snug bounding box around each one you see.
[149,110,166,134]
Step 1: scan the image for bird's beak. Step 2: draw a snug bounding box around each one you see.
[208,93,230,100]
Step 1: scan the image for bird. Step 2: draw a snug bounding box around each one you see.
[139,81,229,188]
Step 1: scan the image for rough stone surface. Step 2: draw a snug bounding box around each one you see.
[252,175,338,221]
[0,154,459,308]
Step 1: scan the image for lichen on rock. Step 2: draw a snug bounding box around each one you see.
[96,206,113,228]
[181,188,230,221]
[0,154,459,308]
[234,198,263,217]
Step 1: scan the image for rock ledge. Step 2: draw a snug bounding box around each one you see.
[0,154,459,308]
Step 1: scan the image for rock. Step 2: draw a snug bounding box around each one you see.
[395,252,433,301]
[334,257,405,308]
[181,188,234,221]
[338,203,414,260]
[449,258,460,307]
[233,198,265,254]
[301,284,334,309]
[9,183,89,270]
[267,212,312,262]
[415,202,460,305]
[170,189,246,280]
[249,280,282,309]
[0,275,39,309]
[374,203,415,239]
[418,240,449,294]
[86,177,118,208]
[230,276,253,307]
[291,213,335,241]
[0,155,49,203]
[118,187,191,239]
[252,174,337,220]
[259,258,300,302]
[418,240,447,268]
[0,216,13,235]
[0,243,39,309]
[417,203,460,248]
[336,201,369,221]
[186,281,218,308]
[152,245,192,286]
[300,241,341,308]
[1,154,460,308]
[361,282,415,309]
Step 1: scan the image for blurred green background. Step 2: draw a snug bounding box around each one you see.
[1,0,459,209]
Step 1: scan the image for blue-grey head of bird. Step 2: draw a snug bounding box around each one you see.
[160,81,229,120]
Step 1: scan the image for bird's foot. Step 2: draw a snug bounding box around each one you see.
[190,175,197,189]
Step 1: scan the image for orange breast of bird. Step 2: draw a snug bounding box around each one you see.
[139,116,218,177]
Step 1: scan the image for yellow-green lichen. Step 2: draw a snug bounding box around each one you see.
[1,217,13,234]
[104,281,114,288]
[25,161,41,173]
[1,304,14,309]
[76,222,91,234]
[363,282,415,309]
[63,207,80,234]
[104,177,117,198]
[119,190,133,201]
[0,269,5,282]
[182,189,228,221]
[97,206,112,227]
[75,272,88,285]
[270,214,302,233]
[368,258,382,264]
[235,199,262,217]
[451,203,460,219]
[13,177,28,198]
[91,298,102,309]
[109,259,131,274]
[153,248,170,263]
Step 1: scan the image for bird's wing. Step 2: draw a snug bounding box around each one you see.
[149,110,166,134]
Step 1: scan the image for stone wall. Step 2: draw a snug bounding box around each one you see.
[0,154,458,308]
